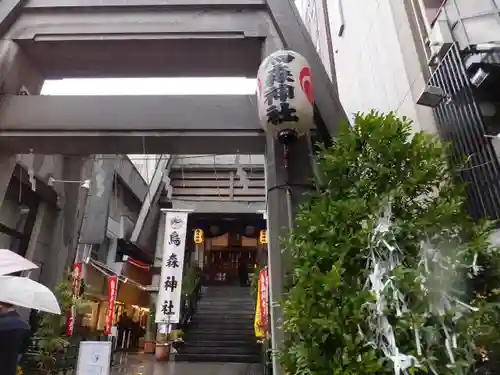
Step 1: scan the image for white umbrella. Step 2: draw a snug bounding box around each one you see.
[0,249,38,276]
[0,275,61,314]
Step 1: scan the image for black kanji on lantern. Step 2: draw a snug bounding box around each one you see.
[166,253,179,268]
[264,58,296,108]
[275,52,295,64]
[264,84,295,106]
[266,103,299,125]
[169,231,181,246]
[164,276,178,292]
[265,63,294,87]
[161,300,174,316]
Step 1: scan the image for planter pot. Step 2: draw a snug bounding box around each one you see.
[138,337,145,349]
[155,343,171,361]
[144,340,155,354]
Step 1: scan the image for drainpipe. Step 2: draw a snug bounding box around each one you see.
[321,0,340,94]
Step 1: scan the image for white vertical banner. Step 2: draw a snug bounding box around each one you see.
[155,209,192,324]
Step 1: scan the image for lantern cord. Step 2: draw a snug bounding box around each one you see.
[283,144,294,234]
[286,187,293,234]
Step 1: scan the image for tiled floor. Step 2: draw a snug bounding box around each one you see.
[111,353,262,375]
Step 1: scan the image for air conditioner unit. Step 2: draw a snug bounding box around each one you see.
[429,19,454,59]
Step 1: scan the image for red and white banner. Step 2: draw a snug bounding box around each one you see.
[105,275,118,335]
[66,263,83,336]
[258,267,269,335]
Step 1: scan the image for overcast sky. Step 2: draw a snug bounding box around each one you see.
[42,77,257,95]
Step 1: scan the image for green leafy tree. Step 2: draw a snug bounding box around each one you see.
[281,112,500,375]
[35,272,90,371]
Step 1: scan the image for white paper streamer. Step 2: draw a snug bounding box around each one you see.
[365,200,417,375]
[363,198,483,375]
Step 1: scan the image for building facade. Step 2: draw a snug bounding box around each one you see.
[0,152,158,332]
[296,0,437,133]
[298,0,500,220]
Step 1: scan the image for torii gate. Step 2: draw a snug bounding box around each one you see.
[0,0,347,372]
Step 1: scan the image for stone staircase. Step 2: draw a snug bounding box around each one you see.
[176,286,260,363]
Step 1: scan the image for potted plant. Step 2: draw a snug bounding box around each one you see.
[155,332,171,361]
[170,329,184,350]
[34,271,91,373]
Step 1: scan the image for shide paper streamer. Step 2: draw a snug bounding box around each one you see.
[363,200,479,375]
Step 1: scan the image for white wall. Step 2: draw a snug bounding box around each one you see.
[295,0,333,79]
[297,0,437,133]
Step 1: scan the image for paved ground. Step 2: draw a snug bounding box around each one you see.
[111,353,263,375]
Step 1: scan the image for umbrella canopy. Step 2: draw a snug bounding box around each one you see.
[0,275,61,314]
[0,249,38,276]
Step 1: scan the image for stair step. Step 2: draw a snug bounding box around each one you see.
[182,340,258,348]
[198,301,254,306]
[186,327,254,334]
[197,306,254,311]
[181,345,258,355]
[199,298,254,302]
[194,316,254,322]
[185,336,255,343]
[185,334,255,341]
[181,286,259,363]
[198,305,255,309]
[185,334,254,341]
[175,353,260,363]
[196,311,255,316]
[190,320,254,327]
[189,323,254,331]
[199,297,254,302]
[195,311,255,317]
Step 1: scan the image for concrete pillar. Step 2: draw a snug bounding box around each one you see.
[80,155,119,245]
[0,40,44,95]
[265,135,314,375]
[0,40,44,207]
[23,201,48,263]
[0,156,16,210]
[46,156,92,288]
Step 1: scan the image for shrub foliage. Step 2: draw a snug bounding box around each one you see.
[281,112,500,375]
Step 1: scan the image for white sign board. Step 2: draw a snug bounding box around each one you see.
[76,341,112,375]
[155,209,190,324]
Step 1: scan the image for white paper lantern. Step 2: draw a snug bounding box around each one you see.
[256,50,315,138]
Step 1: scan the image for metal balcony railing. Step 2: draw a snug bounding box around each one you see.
[434,0,500,49]
[428,44,500,220]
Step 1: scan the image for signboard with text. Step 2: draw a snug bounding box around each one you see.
[76,341,112,375]
[155,210,190,324]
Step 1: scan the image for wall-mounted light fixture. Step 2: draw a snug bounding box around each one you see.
[470,67,490,88]
[48,176,91,190]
